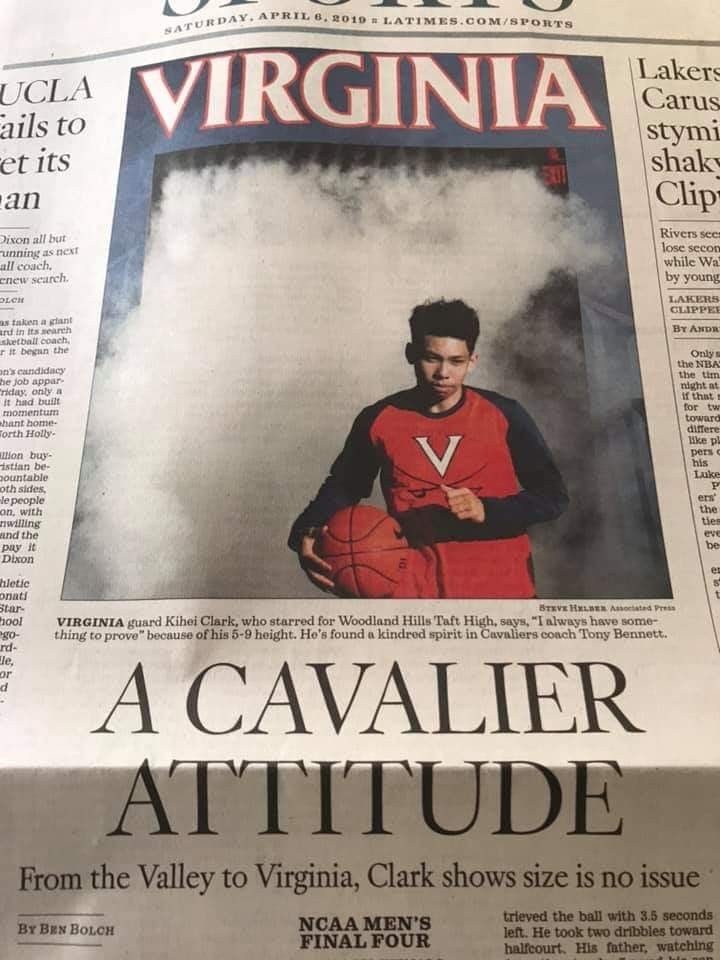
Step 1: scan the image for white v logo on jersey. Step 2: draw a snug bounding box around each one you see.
[414,435,463,478]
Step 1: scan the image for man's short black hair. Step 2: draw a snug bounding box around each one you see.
[408,299,480,352]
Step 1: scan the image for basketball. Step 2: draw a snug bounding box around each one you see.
[317,505,410,598]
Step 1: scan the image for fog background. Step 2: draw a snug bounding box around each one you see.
[64,147,669,598]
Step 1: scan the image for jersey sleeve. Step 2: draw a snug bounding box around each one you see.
[480,397,569,538]
[287,404,382,550]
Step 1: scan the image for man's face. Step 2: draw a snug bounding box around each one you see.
[411,334,478,410]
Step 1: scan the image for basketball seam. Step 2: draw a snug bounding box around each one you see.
[342,563,400,585]
[322,516,403,545]
[321,506,408,597]
[358,513,398,541]
[318,545,409,559]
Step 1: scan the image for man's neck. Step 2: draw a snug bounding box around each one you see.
[420,385,464,414]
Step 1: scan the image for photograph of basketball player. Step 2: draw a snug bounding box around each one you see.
[64,137,671,600]
[289,299,568,599]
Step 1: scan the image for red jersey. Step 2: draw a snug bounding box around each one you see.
[290,387,568,599]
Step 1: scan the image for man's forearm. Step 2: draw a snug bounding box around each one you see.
[481,485,570,538]
[288,475,359,551]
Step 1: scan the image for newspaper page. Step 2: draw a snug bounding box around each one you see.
[0,0,718,957]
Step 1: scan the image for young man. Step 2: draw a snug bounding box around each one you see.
[288,299,568,598]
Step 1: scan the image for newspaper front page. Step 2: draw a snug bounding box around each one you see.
[0,1,718,956]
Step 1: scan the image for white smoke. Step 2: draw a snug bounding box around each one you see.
[65,157,615,598]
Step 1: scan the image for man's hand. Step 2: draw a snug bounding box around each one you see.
[441,484,485,523]
[299,528,336,592]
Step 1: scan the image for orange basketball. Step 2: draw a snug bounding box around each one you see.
[317,505,410,598]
